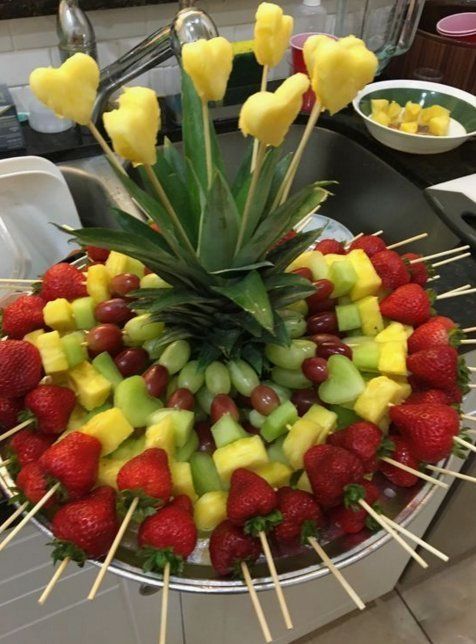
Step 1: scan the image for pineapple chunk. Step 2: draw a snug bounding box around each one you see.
[67,404,88,430]
[283,418,323,469]
[68,361,112,410]
[372,111,390,127]
[80,407,134,455]
[421,104,450,125]
[140,273,170,289]
[356,296,384,336]
[287,251,329,280]
[400,121,418,134]
[324,253,346,266]
[303,405,337,436]
[105,251,145,279]
[171,461,198,502]
[296,471,312,493]
[387,101,402,120]
[429,116,450,137]
[86,264,110,304]
[43,298,76,333]
[194,490,228,532]
[213,435,268,484]
[37,330,69,374]
[378,341,407,376]
[391,379,412,404]
[97,458,125,489]
[145,416,175,459]
[353,376,401,424]
[23,329,45,347]
[402,101,421,122]
[376,322,409,343]
[347,250,382,301]
[371,98,389,115]
[253,462,292,488]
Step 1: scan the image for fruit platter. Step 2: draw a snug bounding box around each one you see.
[1,3,475,641]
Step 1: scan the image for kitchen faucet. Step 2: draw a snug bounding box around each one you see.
[91,0,218,123]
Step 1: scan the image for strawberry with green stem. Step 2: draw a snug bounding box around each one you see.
[330,480,380,534]
[24,384,76,435]
[274,486,324,544]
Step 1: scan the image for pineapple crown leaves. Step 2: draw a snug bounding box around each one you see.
[138,546,184,576]
[243,509,283,537]
[48,539,87,567]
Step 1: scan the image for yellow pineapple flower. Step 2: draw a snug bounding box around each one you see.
[182,37,234,102]
[239,73,310,147]
[103,87,160,166]
[29,53,99,125]
[303,35,378,115]
[253,2,294,68]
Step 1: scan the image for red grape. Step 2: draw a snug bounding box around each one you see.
[86,246,110,263]
[87,324,123,356]
[291,267,313,281]
[210,394,239,423]
[315,341,352,360]
[242,421,261,436]
[167,388,195,411]
[114,347,149,376]
[307,297,336,314]
[309,334,342,345]
[95,298,134,325]
[301,357,329,384]
[291,388,320,416]
[110,273,140,297]
[195,421,216,452]
[306,279,334,313]
[306,311,338,335]
[250,385,280,416]
[143,364,169,398]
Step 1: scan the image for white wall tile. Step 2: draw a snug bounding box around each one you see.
[88,6,148,41]
[0,21,13,53]
[8,15,57,50]
[0,48,50,86]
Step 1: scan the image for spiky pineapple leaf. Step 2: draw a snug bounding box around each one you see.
[210,261,272,275]
[212,270,274,333]
[265,152,293,213]
[131,288,218,314]
[267,229,323,272]
[109,207,173,254]
[267,273,317,308]
[231,140,253,199]
[163,136,187,182]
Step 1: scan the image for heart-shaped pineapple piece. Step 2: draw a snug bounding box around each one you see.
[239,73,310,147]
[318,355,366,405]
[29,53,99,125]
[182,37,234,103]
[254,2,294,68]
[103,87,160,166]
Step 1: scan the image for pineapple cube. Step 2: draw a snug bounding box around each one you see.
[378,341,407,376]
[391,378,412,404]
[376,322,409,343]
[81,407,134,455]
[170,461,198,502]
[67,405,88,430]
[400,122,418,134]
[253,462,292,488]
[287,251,329,280]
[23,329,45,347]
[296,471,312,493]
[105,251,145,279]
[97,458,125,489]
[387,101,402,121]
[429,116,450,137]
[86,264,110,304]
[353,376,401,424]
[347,250,382,301]
[421,104,450,125]
[372,111,390,127]
[140,273,170,289]
[145,416,175,458]
[402,101,421,122]
[213,435,268,484]
[356,296,384,336]
[68,361,112,410]
[37,330,69,374]
[303,405,337,436]
[283,418,323,469]
[324,253,346,267]
[371,98,389,115]
[43,298,76,333]
[194,490,228,532]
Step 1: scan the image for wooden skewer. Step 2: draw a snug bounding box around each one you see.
[241,561,273,643]
[307,536,365,610]
[0,458,12,467]
[465,428,476,434]
[378,516,449,562]
[409,245,470,265]
[380,457,448,489]
[358,500,428,568]
[468,367,476,372]
[427,274,440,282]
[38,557,70,605]
[88,496,139,600]
[0,501,28,536]
[427,464,476,484]
[445,284,471,294]
[0,284,32,292]
[159,562,170,644]
[258,531,293,630]
[453,435,476,453]
[0,417,35,442]
[294,212,315,234]
[466,384,476,389]
[0,278,38,284]
[437,288,476,301]
[432,252,471,268]
[460,340,476,345]
[463,327,476,333]
[461,414,476,423]
[0,482,60,552]
[387,232,428,250]
[345,230,383,248]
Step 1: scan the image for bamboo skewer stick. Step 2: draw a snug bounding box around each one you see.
[468,367,476,372]
[460,340,476,345]
[241,561,273,643]
[409,245,470,265]
[88,497,139,600]
[0,501,28,536]
[427,464,476,484]
[308,536,365,610]
[387,232,428,250]
[453,435,476,453]
[87,121,126,177]
[465,384,476,389]
[0,459,12,468]
[38,557,70,605]
[437,288,476,301]
[251,64,269,172]
[236,142,267,254]
[441,284,471,295]
[463,327,476,333]
[0,418,35,443]
[432,252,471,268]
[201,100,213,189]
[378,516,449,562]
[258,531,293,630]
[158,562,170,644]
[0,278,39,284]
[0,483,60,552]
[358,500,428,568]
[427,275,440,282]
[344,230,383,249]
[461,414,476,423]
[380,457,448,489]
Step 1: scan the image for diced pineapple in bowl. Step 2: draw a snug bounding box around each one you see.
[353,79,476,154]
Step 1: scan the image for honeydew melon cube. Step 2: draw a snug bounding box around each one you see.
[253,462,292,488]
[324,253,346,266]
[44,298,76,333]
[375,322,409,343]
[213,435,268,484]
[37,330,69,374]
[110,435,146,461]
[115,376,163,427]
[261,401,298,442]
[61,331,88,369]
[296,471,312,493]
[194,490,228,532]
[68,361,112,410]
[80,407,134,455]
[353,376,401,424]
[105,251,145,279]
[283,418,323,469]
[336,303,361,331]
[352,342,380,372]
[148,409,194,447]
[86,264,110,304]
[170,461,198,503]
[23,329,45,347]
[347,250,382,301]
[190,453,222,495]
[97,458,125,489]
[378,341,407,376]
[71,297,97,330]
[266,436,289,465]
[211,415,248,448]
[356,296,384,336]
[303,405,337,436]
[287,250,329,280]
[145,416,175,458]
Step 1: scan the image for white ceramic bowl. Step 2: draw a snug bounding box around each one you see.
[353,80,476,155]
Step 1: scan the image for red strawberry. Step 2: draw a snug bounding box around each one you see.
[0,397,22,430]
[16,462,58,507]
[138,503,197,573]
[379,284,431,326]
[170,495,194,515]
[117,448,172,505]
[405,389,453,405]
[348,235,386,257]
[371,250,410,290]
[9,429,54,468]
[24,385,76,435]
[227,469,279,532]
[407,346,459,391]
[51,486,118,562]
[209,520,261,577]
[0,340,43,398]
[330,480,380,534]
[2,295,45,339]
[328,422,383,473]
[379,436,420,487]
[315,239,345,255]
[408,318,462,353]
[401,253,430,286]
[304,445,364,508]
[40,263,87,302]
[433,316,456,331]
[274,487,324,543]
[39,431,101,500]
[389,403,460,463]
[86,246,110,263]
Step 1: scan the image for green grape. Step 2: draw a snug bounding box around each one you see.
[286,299,308,316]
[123,314,164,346]
[158,339,191,374]
[271,366,312,389]
[197,386,214,415]
[143,337,166,360]
[166,375,179,400]
[178,360,205,394]
[281,313,307,339]
[227,360,260,396]
[265,339,316,370]
[205,361,231,395]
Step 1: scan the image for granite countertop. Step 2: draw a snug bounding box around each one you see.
[0,0,171,20]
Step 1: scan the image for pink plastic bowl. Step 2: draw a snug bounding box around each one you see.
[437,12,476,43]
